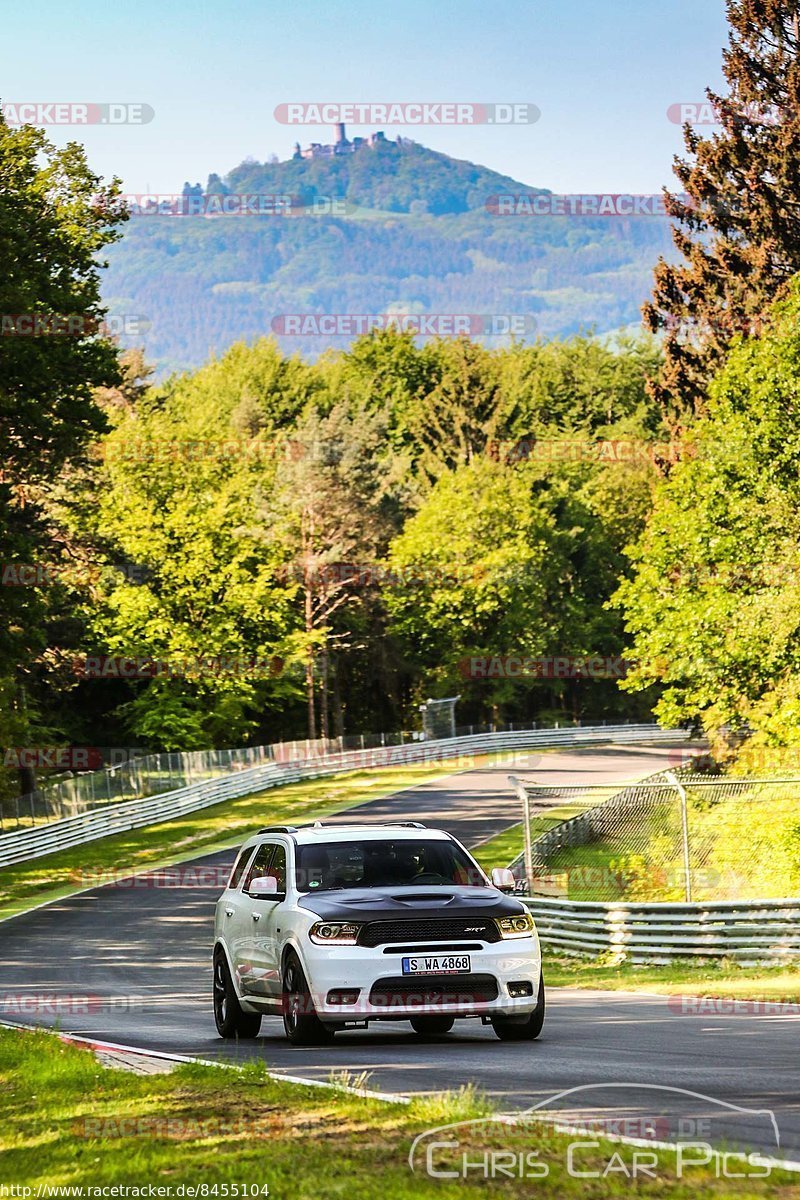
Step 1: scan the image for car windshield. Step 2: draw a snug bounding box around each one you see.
[294,838,488,891]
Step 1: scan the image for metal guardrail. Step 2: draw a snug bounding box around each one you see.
[2,717,657,831]
[0,723,682,868]
[522,896,800,965]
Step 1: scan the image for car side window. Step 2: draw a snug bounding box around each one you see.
[268,844,287,895]
[228,846,256,890]
[243,843,275,893]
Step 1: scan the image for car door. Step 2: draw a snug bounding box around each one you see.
[240,841,288,999]
[218,844,256,984]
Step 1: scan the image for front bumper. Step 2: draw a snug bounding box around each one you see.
[300,938,542,1021]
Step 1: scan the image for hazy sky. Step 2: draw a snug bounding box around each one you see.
[2,0,728,194]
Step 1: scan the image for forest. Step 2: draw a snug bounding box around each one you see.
[5,0,800,803]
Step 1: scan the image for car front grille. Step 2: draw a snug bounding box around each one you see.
[359,918,500,947]
[369,974,499,1007]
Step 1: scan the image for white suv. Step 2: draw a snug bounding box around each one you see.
[213,821,544,1046]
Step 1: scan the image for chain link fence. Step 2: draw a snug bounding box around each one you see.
[509,769,800,903]
[420,696,460,741]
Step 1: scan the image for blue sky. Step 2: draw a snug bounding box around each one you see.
[1,0,728,194]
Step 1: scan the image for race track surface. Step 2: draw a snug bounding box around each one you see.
[2,743,798,1160]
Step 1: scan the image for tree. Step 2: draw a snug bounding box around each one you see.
[70,340,308,749]
[0,111,124,794]
[618,282,800,753]
[644,1,800,422]
[261,403,402,739]
[385,453,657,725]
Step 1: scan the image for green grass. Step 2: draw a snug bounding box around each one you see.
[544,954,800,1002]
[470,822,527,872]
[0,761,463,921]
[470,801,593,875]
[548,785,800,904]
[2,1026,798,1197]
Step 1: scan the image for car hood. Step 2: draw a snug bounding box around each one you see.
[297,886,525,921]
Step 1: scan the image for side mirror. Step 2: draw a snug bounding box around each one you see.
[249,876,279,897]
[491,867,516,894]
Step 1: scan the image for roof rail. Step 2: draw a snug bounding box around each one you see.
[296,820,427,830]
[257,820,427,834]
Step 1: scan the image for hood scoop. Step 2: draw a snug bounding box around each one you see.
[391,892,456,905]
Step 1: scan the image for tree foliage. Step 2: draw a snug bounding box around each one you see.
[0,110,124,789]
[618,282,800,751]
[645,0,800,421]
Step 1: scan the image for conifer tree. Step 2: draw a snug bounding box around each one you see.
[645,1,800,423]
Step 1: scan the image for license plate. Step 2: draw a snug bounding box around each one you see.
[401,954,471,975]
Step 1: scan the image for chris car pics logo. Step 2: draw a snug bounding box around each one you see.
[409,1084,780,1182]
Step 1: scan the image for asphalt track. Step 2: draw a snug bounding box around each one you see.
[2,743,799,1162]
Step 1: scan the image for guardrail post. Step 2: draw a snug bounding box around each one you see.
[606,905,628,960]
[666,769,692,903]
[509,775,535,890]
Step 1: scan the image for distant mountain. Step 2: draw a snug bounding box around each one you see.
[102,136,674,374]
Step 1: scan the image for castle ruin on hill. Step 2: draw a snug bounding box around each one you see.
[293,124,406,160]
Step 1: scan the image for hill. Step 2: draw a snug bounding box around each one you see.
[102,136,674,373]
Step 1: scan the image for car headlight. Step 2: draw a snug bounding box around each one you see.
[495,913,534,939]
[309,921,362,945]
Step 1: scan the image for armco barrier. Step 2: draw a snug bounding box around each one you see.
[522,896,800,965]
[0,723,683,868]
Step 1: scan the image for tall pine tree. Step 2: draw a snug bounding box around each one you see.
[645,1,800,424]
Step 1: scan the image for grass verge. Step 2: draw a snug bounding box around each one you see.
[470,801,592,875]
[0,761,462,921]
[2,1026,798,1197]
[544,954,800,1002]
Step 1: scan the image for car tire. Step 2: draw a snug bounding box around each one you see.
[409,1015,455,1036]
[491,974,545,1042]
[282,951,335,1047]
[213,951,262,1039]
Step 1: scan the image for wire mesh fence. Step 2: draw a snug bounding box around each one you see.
[509,769,800,903]
[420,695,460,741]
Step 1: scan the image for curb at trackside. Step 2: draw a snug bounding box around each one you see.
[0,1018,411,1103]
